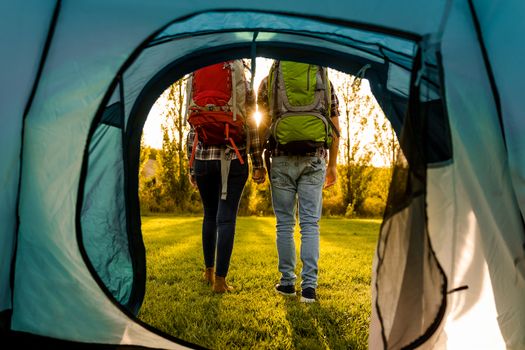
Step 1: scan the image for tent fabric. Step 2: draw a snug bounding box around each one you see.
[371,47,448,349]
[439,2,525,346]
[474,0,525,226]
[1,1,524,349]
[81,122,133,308]
[0,0,57,313]
[81,79,144,314]
[426,1,525,347]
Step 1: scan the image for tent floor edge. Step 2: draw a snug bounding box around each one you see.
[0,309,12,334]
[3,330,165,349]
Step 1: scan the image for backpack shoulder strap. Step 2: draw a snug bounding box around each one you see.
[229,61,237,121]
[322,67,331,118]
[183,73,193,126]
[322,70,340,138]
[268,61,280,121]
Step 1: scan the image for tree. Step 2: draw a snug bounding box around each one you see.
[372,105,400,169]
[153,77,193,212]
[138,135,162,213]
[331,69,375,216]
[139,136,150,178]
[329,67,401,217]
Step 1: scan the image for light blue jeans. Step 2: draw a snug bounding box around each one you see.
[270,155,326,290]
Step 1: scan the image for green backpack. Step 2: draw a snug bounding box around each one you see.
[267,60,338,154]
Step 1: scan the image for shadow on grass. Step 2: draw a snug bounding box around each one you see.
[283,296,367,350]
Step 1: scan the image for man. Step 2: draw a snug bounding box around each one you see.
[257,60,340,303]
[186,60,266,293]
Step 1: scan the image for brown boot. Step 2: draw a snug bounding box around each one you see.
[203,267,215,285]
[212,276,234,293]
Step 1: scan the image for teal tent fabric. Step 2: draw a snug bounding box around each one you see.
[0,0,57,313]
[81,123,132,309]
[475,0,525,222]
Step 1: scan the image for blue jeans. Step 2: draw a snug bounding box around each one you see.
[270,156,326,289]
[194,159,248,277]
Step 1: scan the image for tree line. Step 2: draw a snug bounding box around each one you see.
[139,68,399,218]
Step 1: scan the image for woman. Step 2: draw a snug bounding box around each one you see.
[186,60,266,292]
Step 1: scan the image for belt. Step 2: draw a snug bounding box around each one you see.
[270,148,326,157]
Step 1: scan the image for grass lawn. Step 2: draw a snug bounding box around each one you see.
[138,215,380,350]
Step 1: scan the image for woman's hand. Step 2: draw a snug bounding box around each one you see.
[189,173,197,188]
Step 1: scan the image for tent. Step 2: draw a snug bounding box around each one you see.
[1,0,524,349]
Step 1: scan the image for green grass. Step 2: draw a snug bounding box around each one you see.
[138,215,380,350]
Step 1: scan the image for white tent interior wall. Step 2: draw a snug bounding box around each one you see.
[0,1,524,349]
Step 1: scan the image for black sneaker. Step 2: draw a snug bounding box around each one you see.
[300,287,316,303]
[275,284,296,296]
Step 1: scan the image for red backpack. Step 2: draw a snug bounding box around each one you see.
[187,60,249,168]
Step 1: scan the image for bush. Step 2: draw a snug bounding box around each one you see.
[322,193,346,216]
[248,180,273,216]
[360,196,385,218]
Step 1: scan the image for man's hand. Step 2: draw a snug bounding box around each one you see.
[325,114,339,189]
[188,173,197,188]
[252,168,267,184]
[324,165,337,188]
